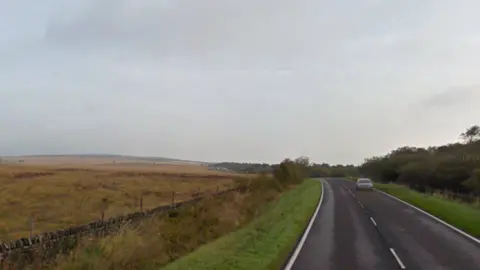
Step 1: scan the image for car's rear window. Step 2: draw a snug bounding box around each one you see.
[358,179,371,183]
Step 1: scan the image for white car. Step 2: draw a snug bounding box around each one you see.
[356,178,374,191]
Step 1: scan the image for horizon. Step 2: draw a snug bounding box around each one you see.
[0,131,470,166]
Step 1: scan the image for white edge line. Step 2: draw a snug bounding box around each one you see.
[284,179,325,270]
[375,188,480,245]
[359,202,364,208]
[389,248,406,269]
[370,217,377,226]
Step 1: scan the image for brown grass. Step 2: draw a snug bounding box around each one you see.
[0,162,238,241]
[52,176,283,270]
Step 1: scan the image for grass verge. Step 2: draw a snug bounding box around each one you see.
[375,183,480,238]
[162,179,322,270]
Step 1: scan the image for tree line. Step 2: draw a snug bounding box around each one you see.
[208,162,272,173]
[213,125,480,201]
[359,125,480,200]
[210,159,359,177]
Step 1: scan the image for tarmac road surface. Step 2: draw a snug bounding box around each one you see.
[288,178,480,270]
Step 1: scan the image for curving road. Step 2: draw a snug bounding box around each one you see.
[287,178,480,270]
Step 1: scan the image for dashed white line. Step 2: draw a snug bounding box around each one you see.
[342,185,356,198]
[344,182,406,269]
[389,248,406,269]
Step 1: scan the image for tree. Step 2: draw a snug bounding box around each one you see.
[272,157,312,185]
[294,156,311,167]
[460,125,480,143]
[462,169,480,194]
[358,125,480,201]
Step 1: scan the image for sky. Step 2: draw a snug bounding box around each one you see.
[0,0,479,164]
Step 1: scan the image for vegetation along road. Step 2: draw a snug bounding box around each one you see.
[286,178,480,270]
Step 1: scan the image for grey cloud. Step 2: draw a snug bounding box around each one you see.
[43,0,411,69]
[422,87,480,108]
[2,1,480,164]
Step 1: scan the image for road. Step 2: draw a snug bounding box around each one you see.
[288,178,480,270]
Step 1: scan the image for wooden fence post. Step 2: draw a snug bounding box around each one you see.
[29,216,34,239]
[140,196,143,213]
[172,191,175,206]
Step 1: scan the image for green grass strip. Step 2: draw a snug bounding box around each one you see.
[375,183,480,238]
[161,179,322,270]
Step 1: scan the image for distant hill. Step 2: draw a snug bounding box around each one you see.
[0,154,206,165]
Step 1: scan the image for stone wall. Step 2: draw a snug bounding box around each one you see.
[0,186,246,268]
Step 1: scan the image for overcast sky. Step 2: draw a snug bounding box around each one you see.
[0,1,479,164]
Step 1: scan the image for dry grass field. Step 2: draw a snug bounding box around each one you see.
[53,176,285,270]
[0,156,237,241]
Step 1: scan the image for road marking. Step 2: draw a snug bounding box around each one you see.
[358,202,364,208]
[375,189,480,246]
[389,248,406,269]
[284,179,325,270]
[370,217,377,226]
[342,184,356,198]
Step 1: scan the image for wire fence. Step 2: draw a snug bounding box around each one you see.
[2,185,230,239]
[0,184,246,269]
